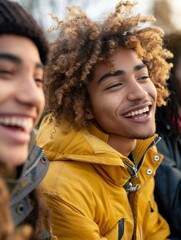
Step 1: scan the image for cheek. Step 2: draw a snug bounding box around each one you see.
[91,95,120,118]
[38,91,45,109]
[41,93,45,108]
[0,82,13,102]
[147,82,157,101]
[35,91,45,122]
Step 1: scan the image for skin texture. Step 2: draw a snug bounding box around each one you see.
[86,48,157,156]
[0,34,45,168]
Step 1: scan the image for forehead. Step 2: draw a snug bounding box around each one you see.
[0,34,41,64]
[92,48,144,81]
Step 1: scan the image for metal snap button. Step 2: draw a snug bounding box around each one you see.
[16,204,24,214]
[41,157,47,164]
[146,169,152,175]
[154,155,159,161]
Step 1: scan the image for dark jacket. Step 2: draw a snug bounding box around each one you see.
[155,118,181,239]
[7,130,50,239]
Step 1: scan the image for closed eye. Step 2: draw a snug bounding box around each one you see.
[0,69,13,79]
[106,82,123,90]
[35,78,44,87]
[137,75,149,81]
[0,69,12,75]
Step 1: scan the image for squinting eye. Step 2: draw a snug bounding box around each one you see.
[106,82,122,90]
[35,79,44,87]
[0,69,12,75]
[138,75,149,80]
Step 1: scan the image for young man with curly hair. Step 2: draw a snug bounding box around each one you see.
[37,1,172,239]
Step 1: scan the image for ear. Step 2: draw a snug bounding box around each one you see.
[85,107,94,120]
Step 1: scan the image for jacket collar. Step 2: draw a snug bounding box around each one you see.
[6,145,49,226]
[37,115,158,166]
[87,123,159,164]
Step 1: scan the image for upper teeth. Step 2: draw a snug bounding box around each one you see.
[125,106,149,117]
[0,117,33,130]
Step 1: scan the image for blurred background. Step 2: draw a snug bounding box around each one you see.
[15,0,181,41]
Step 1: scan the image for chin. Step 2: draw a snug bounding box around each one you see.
[135,130,155,140]
[135,124,156,139]
[3,149,27,168]
[11,154,27,167]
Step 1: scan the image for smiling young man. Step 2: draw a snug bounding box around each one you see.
[0,0,53,239]
[37,1,172,239]
[86,48,157,156]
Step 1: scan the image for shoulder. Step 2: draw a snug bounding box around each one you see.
[10,145,49,225]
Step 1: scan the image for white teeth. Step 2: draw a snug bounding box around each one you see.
[0,117,33,131]
[125,106,149,117]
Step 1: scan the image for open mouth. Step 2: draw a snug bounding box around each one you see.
[124,106,150,119]
[0,117,33,133]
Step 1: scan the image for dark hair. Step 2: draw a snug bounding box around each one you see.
[156,32,181,139]
[45,1,172,130]
[0,0,49,64]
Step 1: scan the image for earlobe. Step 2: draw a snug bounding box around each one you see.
[85,108,94,120]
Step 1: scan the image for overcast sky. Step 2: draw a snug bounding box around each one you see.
[16,0,181,40]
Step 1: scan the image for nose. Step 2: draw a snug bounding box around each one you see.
[16,74,45,109]
[126,80,148,101]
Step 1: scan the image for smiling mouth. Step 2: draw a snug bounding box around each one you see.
[124,106,150,119]
[0,117,33,132]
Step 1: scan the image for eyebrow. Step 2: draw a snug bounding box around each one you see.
[35,62,44,70]
[0,53,22,64]
[0,53,44,69]
[98,63,147,84]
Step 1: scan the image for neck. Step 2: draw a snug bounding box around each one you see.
[0,162,17,178]
[107,135,136,156]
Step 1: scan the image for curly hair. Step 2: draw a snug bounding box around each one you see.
[45,0,172,130]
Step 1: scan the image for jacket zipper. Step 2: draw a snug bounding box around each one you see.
[132,136,161,239]
[23,148,44,176]
[123,160,138,179]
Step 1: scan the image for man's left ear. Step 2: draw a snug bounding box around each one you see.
[85,107,94,120]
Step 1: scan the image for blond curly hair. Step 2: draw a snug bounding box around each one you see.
[45,0,172,129]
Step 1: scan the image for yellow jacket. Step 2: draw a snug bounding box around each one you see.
[37,115,170,240]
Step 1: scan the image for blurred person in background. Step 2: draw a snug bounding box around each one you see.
[0,0,56,239]
[155,32,181,240]
[37,1,172,239]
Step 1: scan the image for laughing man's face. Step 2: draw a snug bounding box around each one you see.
[86,47,157,152]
